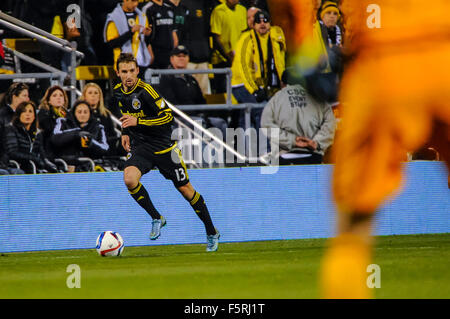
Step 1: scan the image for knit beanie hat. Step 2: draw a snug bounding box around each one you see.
[320,1,340,20]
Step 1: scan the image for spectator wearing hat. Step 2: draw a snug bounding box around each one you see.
[231,9,286,131]
[319,1,343,48]
[158,45,227,138]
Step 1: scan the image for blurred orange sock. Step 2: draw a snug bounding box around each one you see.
[320,233,372,299]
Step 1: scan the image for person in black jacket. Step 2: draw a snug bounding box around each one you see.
[81,82,122,155]
[0,82,30,173]
[3,101,57,174]
[51,100,109,171]
[37,85,69,160]
[158,45,227,138]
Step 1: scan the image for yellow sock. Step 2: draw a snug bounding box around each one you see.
[320,233,373,299]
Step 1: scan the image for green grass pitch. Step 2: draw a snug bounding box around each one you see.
[0,234,449,299]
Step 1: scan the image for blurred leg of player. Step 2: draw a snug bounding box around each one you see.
[319,44,450,298]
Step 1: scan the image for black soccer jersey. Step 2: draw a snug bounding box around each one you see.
[142,1,175,50]
[113,78,175,154]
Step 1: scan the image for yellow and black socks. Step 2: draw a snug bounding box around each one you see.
[128,183,161,220]
[189,191,216,236]
[320,233,372,299]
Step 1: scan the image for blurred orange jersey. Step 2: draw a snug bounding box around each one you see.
[330,0,450,214]
[341,0,450,50]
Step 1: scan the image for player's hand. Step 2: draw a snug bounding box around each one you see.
[120,114,138,128]
[121,135,131,152]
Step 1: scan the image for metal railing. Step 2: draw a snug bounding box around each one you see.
[0,10,84,102]
[145,68,233,107]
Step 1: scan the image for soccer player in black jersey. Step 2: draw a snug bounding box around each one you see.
[114,53,220,252]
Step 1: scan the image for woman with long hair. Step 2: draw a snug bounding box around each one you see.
[81,82,121,155]
[0,82,30,127]
[0,83,30,173]
[3,101,57,174]
[37,85,69,159]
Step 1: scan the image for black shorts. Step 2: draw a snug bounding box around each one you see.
[124,143,190,188]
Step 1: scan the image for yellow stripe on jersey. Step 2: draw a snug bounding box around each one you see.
[137,82,160,100]
[154,141,178,154]
[138,112,173,126]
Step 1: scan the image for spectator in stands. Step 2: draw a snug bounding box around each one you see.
[261,69,336,165]
[319,1,342,47]
[142,0,177,70]
[0,83,29,175]
[180,0,212,95]
[158,45,227,138]
[81,82,121,155]
[50,1,99,71]
[210,0,247,93]
[231,9,286,130]
[3,101,58,173]
[51,100,109,171]
[318,1,344,77]
[104,0,153,76]
[0,83,30,127]
[166,0,189,46]
[38,85,69,160]
[246,6,259,30]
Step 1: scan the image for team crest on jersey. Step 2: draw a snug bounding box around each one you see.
[126,153,132,160]
[128,18,136,27]
[132,98,141,110]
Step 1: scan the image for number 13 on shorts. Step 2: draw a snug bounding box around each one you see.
[175,167,186,182]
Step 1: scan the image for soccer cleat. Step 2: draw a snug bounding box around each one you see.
[206,229,220,252]
[150,216,166,240]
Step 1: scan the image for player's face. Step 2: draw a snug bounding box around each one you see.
[74,103,91,125]
[322,11,339,27]
[123,0,139,12]
[19,104,35,127]
[170,54,189,69]
[49,89,65,108]
[117,62,139,90]
[84,86,100,108]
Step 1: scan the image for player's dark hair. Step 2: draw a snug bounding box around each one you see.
[116,53,138,71]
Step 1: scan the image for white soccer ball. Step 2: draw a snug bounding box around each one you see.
[96,231,124,257]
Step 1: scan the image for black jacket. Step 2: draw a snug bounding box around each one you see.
[158,68,206,106]
[37,108,64,159]
[2,123,54,173]
[51,112,109,161]
[91,109,119,155]
[0,105,15,167]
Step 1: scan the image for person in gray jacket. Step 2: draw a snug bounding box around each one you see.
[261,69,336,165]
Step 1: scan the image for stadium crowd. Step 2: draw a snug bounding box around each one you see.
[0,0,345,174]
